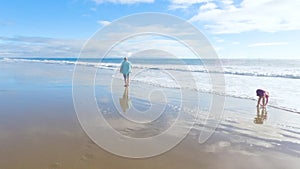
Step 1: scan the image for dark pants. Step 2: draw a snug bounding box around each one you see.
[123,73,129,79]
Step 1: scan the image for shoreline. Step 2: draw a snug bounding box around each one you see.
[1,59,299,113]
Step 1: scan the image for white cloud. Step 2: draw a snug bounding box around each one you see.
[82,14,91,17]
[199,2,217,11]
[0,23,204,58]
[189,0,300,34]
[92,0,154,4]
[90,7,97,11]
[169,0,211,9]
[248,42,288,47]
[0,36,84,57]
[215,39,224,43]
[170,0,210,5]
[212,37,224,43]
[0,21,14,27]
[97,20,111,26]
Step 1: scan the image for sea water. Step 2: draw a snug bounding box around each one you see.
[1,57,300,113]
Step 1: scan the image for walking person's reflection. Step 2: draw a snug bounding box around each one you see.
[119,87,131,112]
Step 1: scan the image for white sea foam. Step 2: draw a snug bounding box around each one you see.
[2,58,300,79]
[2,58,300,113]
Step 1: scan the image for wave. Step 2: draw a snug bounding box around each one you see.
[123,76,300,114]
[2,58,299,79]
[2,57,299,114]
[268,105,300,114]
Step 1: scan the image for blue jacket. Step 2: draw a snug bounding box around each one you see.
[120,61,132,75]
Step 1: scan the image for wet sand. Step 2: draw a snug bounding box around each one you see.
[1,61,300,169]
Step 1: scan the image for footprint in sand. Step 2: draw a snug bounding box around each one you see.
[85,139,97,149]
[81,153,95,161]
[49,162,61,169]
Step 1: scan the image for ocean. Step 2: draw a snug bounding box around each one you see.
[1,57,300,113]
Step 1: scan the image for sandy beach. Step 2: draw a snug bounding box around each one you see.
[1,61,300,169]
[1,0,300,168]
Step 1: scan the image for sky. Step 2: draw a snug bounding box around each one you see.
[0,0,299,59]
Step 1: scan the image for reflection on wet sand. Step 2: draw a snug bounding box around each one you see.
[254,107,268,124]
[119,87,131,112]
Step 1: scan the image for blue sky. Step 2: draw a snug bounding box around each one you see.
[0,0,299,59]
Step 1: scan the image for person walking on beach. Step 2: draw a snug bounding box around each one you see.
[120,57,132,87]
[256,89,269,107]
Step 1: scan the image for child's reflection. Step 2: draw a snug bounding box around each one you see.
[119,87,131,112]
[254,106,268,124]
